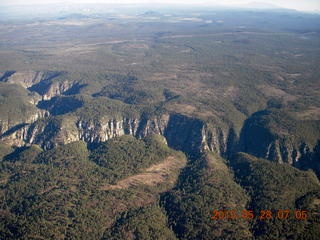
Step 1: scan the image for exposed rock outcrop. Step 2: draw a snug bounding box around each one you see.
[239,109,320,166]
[0,110,50,147]
[0,70,82,101]
[1,69,318,173]
[1,70,233,154]
[37,80,79,100]
[0,111,232,156]
[0,70,44,88]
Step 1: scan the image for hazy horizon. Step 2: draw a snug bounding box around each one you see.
[1,0,320,12]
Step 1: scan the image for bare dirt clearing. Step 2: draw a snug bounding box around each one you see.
[100,156,185,190]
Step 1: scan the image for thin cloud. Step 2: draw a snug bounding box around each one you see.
[2,0,319,12]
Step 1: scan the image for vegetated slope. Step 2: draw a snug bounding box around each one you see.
[90,134,185,186]
[231,152,320,240]
[298,140,320,179]
[102,204,178,240]
[0,143,13,160]
[240,108,320,176]
[37,95,83,116]
[161,152,252,239]
[1,139,319,239]
[4,145,43,163]
[0,135,186,239]
[0,83,42,132]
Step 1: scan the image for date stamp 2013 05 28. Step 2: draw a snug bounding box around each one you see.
[211,209,308,221]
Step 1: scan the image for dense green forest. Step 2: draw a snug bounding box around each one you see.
[1,142,319,239]
[0,136,186,239]
[231,153,320,239]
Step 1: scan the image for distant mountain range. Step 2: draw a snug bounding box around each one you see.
[239,1,281,9]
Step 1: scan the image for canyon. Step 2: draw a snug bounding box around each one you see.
[1,70,319,176]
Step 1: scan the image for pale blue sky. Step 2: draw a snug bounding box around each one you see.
[2,0,320,12]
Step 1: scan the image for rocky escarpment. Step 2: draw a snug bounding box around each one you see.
[0,81,48,139]
[239,109,320,173]
[164,114,236,157]
[0,70,85,145]
[0,108,47,135]
[1,71,319,174]
[1,102,319,179]
[30,79,81,100]
[1,114,171,149]
[0,70,84,101]
[0,70,233,155]
[0,112,233,157]
[73,113,231,158]
[0,70,44,88]
[0,110,49,147]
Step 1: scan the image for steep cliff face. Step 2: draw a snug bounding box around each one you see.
[1,105,319,181]
[1,114,165,149]
[77,117,126,143]
[0,106,46,141]
[12,114,171,149]
[0,70,234,155]
[1,70,318,170]
[0,70,82,101]
[0,71,44,88]
[35,80,80,100]
[201,126,238,157]
[164,114,203,156]
[0,70,82,146]
[239,109,320,166]
[0,110,49,147]
[73,113,232,158]
[163,114,231,157]
[0,110,233,156]
[0,82,48,138]
[292,141,320,178]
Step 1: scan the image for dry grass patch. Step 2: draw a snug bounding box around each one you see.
[100,156,186,190]
[258,84,297,102]
[295,107,320,120]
